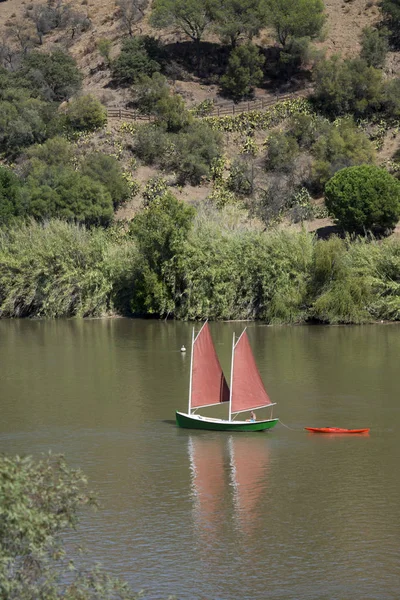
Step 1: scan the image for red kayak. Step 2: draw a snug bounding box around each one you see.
[305,427,370,434]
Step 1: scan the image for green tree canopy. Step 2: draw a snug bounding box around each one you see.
[64,94,107,131]
[313,56,383,116]
[360,26,389,68]
[220,42,265,100]
[213,0,267,47]
[81,153,131,207]
[129,192,195,315]
[24,166,114,226]
[265,0,325,47]
[325,164,400,233]
[311,118,375,190]
[20,50,82,101]
[150,0,216,46]
[381,0,400,46]
[111,36,161,84]
[0,166,24,225]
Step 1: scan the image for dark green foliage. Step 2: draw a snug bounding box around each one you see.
[360,26,389,68]
[0,453,139,598]
[81,153,131,207]
[325,165,400,233]
[150,0,215,44]
[381,0,400,46]
[131,72,170,114]
[24,166,114,226]
[264,130,300,172]
[26,136,75,166]
[170,122,222,184]
[111,36,161,84]
[311,118,375,191]
[20,50,82,101]
[129,191,195,315]
[64,94,107,131]
[0,166,24,225]
[133,122,222,184]
[383,77,400,117]
[313,56,383,116]
[0,94,52,156]
[213,0,267,47]
[220,43,265,100]
[265,0,325,47]
[155,92,193,132]
[0,221,138,318]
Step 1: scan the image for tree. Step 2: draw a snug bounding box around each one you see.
[0,166,24,225]
[313,56,383,116]
[360,26,389,68]
[213,0,267,48]
[264,130,300,172]
[383,77,400,117]
[325,165,400,233]
[265,0,325,47]
[131,72,170,113]
[150,0,216,52]
[117,0,148,36]
[311,118,375,191]
[111,36,161,84]
[220,42,265,100]
[24,167,114,226]
[0,453,139,599]
[64,94,107,131]
[81,153,131,207]
[169,122,222,184]
[381,0,400,46]
[129,192,195,315]
[0,95,51,156]
[20,50,82,101]
[155,92,193,132]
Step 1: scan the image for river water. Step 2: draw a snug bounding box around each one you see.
[0,319,399,600]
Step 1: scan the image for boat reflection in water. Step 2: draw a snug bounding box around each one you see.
[188,434,271,545]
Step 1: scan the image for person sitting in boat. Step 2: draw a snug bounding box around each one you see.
[246,411,256,422]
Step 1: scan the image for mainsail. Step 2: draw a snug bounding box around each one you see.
[190,322,230,410]
[230,330,272,415]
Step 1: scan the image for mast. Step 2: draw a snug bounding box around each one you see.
[229,332,235,422]
[188,326,195,414]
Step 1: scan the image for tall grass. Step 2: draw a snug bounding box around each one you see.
[0,221,138,318]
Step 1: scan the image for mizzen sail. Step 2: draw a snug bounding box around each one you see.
[230,330,272,414]
[190,322,229,409]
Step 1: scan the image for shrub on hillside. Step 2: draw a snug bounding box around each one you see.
[20,50,82,101]
[360,26,389,68]
[220,43,265,100]
[111,36,162,84]
[64,95,107,131]
[325,165,400,233]
[0,166,24,225]
[313,56,383,116]
[81,153,131,207]
[264,130,300,172]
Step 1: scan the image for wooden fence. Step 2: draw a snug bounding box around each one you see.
[107,90,309,122]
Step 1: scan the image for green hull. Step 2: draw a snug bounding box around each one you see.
[176,412,279,432]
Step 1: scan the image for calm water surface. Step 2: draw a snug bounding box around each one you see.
[0,320,399,599]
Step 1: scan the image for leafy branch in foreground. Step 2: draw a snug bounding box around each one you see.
[0,453,139,599]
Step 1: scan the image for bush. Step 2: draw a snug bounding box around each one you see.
[360,26,389,68]
[111,36,161,84]
[155,92,193,132]
[311,118,375,191]
[264,130,300,172]
[24,167,114,226]
[0,166,24,225]
[131,72,170,114]
[26,136,75,166]
[20,50,82,101]
[133,124,171,164]
[383,77,400,117]
[65,94,107,131]
[220,43,265,100]
[0,95,52,156]
[313,56,383,116]
[81,152,131,207]
[325,164,400,233]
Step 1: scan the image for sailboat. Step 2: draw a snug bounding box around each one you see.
[176,322,279,432]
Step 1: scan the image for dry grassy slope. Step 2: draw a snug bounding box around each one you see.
[1,0,400,231]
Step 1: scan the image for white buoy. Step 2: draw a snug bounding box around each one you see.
[181,345,186,352]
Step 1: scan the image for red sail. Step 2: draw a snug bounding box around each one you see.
[231,330,272,414]
[191,322,229,409]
